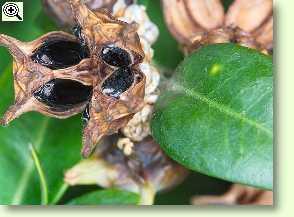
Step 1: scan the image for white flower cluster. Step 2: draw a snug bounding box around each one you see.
[112,0,160,152]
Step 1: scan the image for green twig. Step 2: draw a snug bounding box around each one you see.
[29,144,49,205]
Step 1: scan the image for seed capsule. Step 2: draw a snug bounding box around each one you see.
[31,39,89,70]
[33,79,93,110]
[101,46,131,67]
[102,67,134,98]
[0,0,147,158]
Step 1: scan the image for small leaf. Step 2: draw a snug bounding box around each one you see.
[67,189,140,205]
[151,44,273,189]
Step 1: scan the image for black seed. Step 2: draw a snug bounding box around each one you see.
[82,104,90,125]
[102,67,134,98]
[33,79,93,109]
[101,46,131,67]
[31,39,89,70]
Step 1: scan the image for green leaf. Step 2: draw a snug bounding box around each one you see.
[151,43,273,190]
[67,189,140,205]
[0,0,81,205]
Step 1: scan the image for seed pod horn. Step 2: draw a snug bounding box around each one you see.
[69,0,127,44]
[0,34,27,63]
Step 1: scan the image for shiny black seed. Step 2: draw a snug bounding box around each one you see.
[82,104,90,125]
[33,79,93,110]
[102,67,134,99]
[101,46,131,67]
[31,39,89,70]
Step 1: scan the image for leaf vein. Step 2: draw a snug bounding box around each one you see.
[171,82,272,137]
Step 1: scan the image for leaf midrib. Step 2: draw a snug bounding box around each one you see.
[171,82,272,137]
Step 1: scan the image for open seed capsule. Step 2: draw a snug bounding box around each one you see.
[1,0,146,158]
[0,31,94,125]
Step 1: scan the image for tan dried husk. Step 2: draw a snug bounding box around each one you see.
[162,0,273,54]
[65,136,188,205]
[191,184,273,205]
[43,0,130,28]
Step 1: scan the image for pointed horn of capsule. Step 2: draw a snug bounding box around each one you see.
[0,34,27,63]
[68,0,120,33]
[0,98,34,126]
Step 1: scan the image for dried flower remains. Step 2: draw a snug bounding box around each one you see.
[162,0,273,54]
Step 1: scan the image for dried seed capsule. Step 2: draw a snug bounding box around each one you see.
[33,79,92,110]
[1,0,148,160]
[102,67,134,98]
[101,45,131,67]
[0,31,94,125]
[31,39,89,70]
[82,104,90,125]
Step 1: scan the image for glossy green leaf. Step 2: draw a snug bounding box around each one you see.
[67,189,140,205]
[151,44,273,190]
[0,0,84,205]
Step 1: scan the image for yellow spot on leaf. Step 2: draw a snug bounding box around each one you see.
[209,64,222,76]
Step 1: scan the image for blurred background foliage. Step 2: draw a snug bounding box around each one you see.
[0,0,231,205]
